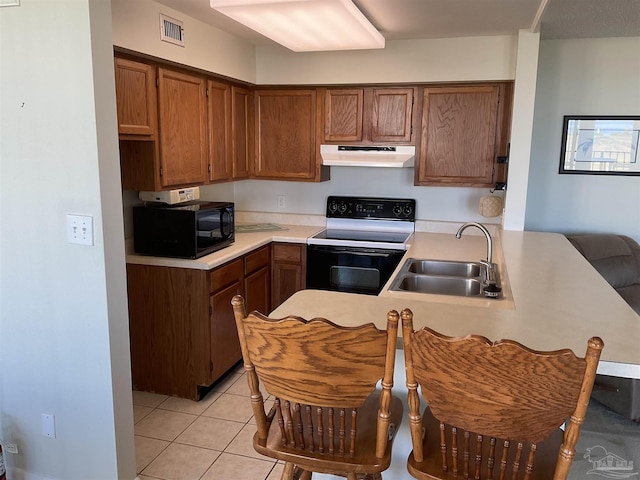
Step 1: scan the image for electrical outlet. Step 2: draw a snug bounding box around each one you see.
[3,442,18,454]
[41,413,56,438]
[277,195,286,209]
[67,214,93,246]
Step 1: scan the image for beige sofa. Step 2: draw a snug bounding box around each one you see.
[567,234,640,421]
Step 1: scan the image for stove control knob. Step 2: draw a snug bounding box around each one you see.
[393,205,403,217]
[338,202,347,214]
[403,205,414,217]
[328,201,338,214]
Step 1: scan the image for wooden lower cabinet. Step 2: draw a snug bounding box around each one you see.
[127,264,212,400]
[209,259,244,384]
[272,242,306,310]
[244,244,271,315]
[127,245,272,400]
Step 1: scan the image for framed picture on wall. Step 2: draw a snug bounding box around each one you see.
[559,115,640,175]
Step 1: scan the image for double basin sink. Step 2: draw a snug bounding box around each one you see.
[389,258,501,299]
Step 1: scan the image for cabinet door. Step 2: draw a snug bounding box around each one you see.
[207,80,232,182]
[371,88,414,143]
[255,89,318,180]
[324,88,363,142]
[210,281,243,381]
[245,266,271,315]
[158,68,208,188]
[272,243,306,309]
[231,86,252,179]
[210,258,244,382]
[244,245,271,314]
[417,85,500,186]
[114,58,158,138]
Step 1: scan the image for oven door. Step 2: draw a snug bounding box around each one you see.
[306,244,405,295]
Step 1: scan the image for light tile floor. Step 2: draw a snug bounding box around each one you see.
[133,364,285,480]
[134,357,640,480]
[133,355,416,480]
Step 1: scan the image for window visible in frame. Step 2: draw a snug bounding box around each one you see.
[559,115,640,175]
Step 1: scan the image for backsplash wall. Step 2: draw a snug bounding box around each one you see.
[229,167,502,224]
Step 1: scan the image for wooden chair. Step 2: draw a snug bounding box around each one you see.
[231,295,403,480]
[401,308,603,480]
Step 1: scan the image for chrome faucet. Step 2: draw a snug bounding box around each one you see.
[455,222,495,284]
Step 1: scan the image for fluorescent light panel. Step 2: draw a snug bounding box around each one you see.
[209,0,385,52]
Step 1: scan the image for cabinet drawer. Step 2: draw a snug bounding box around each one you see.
[210,258,243,294]
[273,243,303,263]
[245,245,270,275]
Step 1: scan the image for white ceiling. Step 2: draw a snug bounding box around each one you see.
[155,0,640,47]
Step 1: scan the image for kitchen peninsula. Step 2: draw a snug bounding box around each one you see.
[128,225,640,387]
[272,229,640,380]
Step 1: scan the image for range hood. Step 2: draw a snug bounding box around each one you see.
[320,145,415,168]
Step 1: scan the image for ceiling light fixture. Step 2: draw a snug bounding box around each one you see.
[209,0,385,52]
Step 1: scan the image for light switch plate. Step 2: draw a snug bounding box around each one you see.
[41,413,55,438]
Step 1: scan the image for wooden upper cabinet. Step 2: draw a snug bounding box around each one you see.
[207,80,232,182]
[114,58,158,138]
[157,68,208,188]
[371,88,414,143]
[416,84,505,187]
[254,89,319,180]
[322,86,416,144]
[324,89,364,142]
[231,86,252,179]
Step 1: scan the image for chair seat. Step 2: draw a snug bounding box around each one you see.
[254,392,404,476]
[407,407,565,480]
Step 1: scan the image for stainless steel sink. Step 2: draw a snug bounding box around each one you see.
[408,259,482,278]
[389,258,502,298]
[394,275,482,296]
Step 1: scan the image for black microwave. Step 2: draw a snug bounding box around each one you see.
[133,201,234,259]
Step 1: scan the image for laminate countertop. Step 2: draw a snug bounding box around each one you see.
[271,230,640,379]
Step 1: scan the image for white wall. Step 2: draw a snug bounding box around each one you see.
[0,1,134,479]
[256,35,516,84]
[111,0,257,84]
[525,37,640,241]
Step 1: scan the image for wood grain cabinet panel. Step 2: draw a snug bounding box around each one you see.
[231,86,252,179]
[127,264,210,400]
[244,245,271,315]
[114,58,158,138]
[371,87,414,143]
[322,87,416,145]
[207,80,232,182]
[324,89,364,142]
[254,89,319,180]
[210,271,243,381]
[272,243,306,309]
[158,68,209,188]
[416,84,508,187]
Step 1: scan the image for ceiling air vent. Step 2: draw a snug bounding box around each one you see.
[160,14,184,47]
